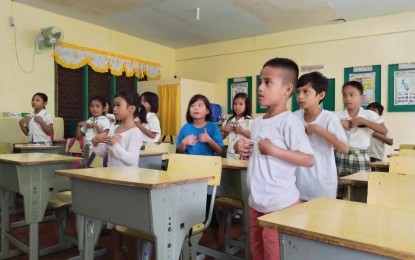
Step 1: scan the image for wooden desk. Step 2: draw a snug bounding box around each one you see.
[55,166,213,260]
[258,198,415,260]
[0,153,81,259]
[13,144,61,154]
[198,158,250,260]
[339,171,369,202]
[369,161,389,172]
[139,150,167,169]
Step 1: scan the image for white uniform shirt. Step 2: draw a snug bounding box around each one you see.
[247,111,314,213]
[93,126,142,167]
[368,131,393,160]
[337,107,383,149]
[81,116,111,146]
[141,112,161,143]
[294,110,348,201]
[28,109,53,143]
[225,116,254,159]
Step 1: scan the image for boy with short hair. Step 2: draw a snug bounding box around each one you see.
[336,81,387,198]
[294,72,348,201]
[235,57,315,260]
[366,102,393,162]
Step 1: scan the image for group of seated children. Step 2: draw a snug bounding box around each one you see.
[19,57,393,260]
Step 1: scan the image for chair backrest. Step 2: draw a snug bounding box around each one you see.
[145,142,176,154]
[367,172,415,213]
[399,144,415,150]
[389,156,415,175]
[399,149,415,157]
[167,153,222,186]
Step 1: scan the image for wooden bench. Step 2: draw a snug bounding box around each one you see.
[389,156,415,175]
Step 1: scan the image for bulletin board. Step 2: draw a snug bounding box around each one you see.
[387,63,415,112]
[344,65,381,107]
[255,75,267,113]
[291,79,336,111]
[227,77,252,114]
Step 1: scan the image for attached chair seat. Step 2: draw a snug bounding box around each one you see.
[48,190,72,208]
[215,197,243,210]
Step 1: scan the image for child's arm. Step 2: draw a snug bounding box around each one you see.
[199,128,222,154]
[135,122,157,139]
[221,124,233,138]
[91,122,108,135]
[306,124,349,154]
[258,138,315,167]
[177,135,197,153]
[19,117,30,136]
[351,117,387,135]
[76,121,87,140]
[234,138,254,158]
[372,132,393,146]
[108,132,141,165]
[235,125,251,139]
[34,116,54,136]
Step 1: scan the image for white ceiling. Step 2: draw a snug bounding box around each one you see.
[15,0,415,49]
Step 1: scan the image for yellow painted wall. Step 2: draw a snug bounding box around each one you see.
[0,1,175,116]
[176,11,415,158]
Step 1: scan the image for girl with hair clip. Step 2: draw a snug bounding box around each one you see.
[135,91,161,143]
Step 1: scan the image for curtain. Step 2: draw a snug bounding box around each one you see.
[158,84,180,138]
[53,42,161,79]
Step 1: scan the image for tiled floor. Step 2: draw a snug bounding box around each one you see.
[1,208,245,259]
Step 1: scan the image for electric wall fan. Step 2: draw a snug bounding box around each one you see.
[35,26,64,54]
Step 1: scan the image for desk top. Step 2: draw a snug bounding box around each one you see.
[257,198,415,260]
[14,144,61,150]
[139,150,168,157]
[55,166,213,189]
[222,158,248,170]
[0,153,81,165]
[339,171,369,185]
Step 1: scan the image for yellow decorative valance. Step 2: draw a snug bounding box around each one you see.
[53,42,161,80]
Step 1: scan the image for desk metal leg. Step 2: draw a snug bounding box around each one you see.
[240,169,251,260]
[29,223,39,260]
[78,215,103,260]
[1,189,10,255]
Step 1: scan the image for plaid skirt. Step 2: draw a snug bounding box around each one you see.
[335,149,370,198]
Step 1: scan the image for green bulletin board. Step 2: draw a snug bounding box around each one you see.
[227,77,252,114]
[291,79,336,112]
[344,65,381,107]
[387,63,415,112]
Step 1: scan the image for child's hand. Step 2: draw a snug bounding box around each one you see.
[183,134,198,146]
[350,117,363,128]
[78,121,88,128]
[234,125,245,134]
[305,124,320,135]
[199,128,212,143]
[34,116,45,124]
[340,120,351,130]
[236,138,254,157]
[91,133,108,146]
[221,124,233,133]
[258,138,275,156]
[90,122,98,128]
[109,134,122,145]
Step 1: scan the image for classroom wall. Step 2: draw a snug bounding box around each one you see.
[175,11,415,157]
[0,1,175,117]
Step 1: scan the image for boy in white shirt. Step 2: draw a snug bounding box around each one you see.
[336,81,387,198]
[366,102,393,162]
[235,57,315,260]
[294,72,349,201]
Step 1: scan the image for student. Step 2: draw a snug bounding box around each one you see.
[76,96,111,166]
[135,92,161,143]
[176,94,224,248]
[294,72,348,201]
[91,89,144,260]
[366,102,393,162]
[235,57,315,260]
[335,81,387,198]
[104,99,116,126]
[221,92,254,159]
[19,92,54,145]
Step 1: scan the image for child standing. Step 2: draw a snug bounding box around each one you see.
[366,102,393,162]
[76,96,111,166]
[235,57,315,260]
[91,89,143,259]
[221,92,254,159]
[135,92,161,143]
[176,94,224,249]
[294,72,348,201]
[104,99,116,126]
[335,81,387,198]
[19,92,54,144]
